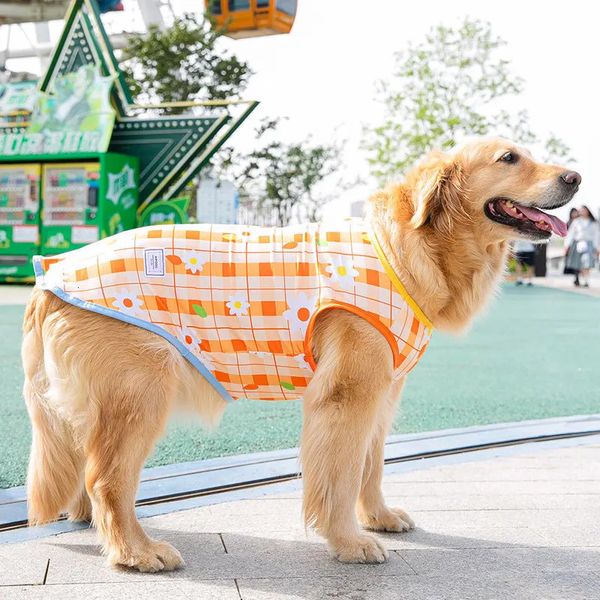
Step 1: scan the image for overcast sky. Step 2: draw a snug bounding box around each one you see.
[7,0,598,218]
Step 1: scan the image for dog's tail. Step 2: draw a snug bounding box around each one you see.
[23,289,82,525]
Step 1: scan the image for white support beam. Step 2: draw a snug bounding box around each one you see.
[137,0,165,30]
[0,1,68,24]
[3,32,133,60]
[34,21,51,70]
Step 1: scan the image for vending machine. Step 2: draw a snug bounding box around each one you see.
[0,164,41,280]
[40,153,138,256]
[0,153,138,280]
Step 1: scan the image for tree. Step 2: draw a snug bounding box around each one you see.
[363,18,573,184]
[217,119,343,226]
[120,16,342,224]
[120,13,252,107]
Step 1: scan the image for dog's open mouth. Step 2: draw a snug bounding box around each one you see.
[485,198,568,238]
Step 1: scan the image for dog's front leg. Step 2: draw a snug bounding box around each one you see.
[357,378,414,533]
[300,309,394,563]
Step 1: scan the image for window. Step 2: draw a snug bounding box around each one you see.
[228,0,250,10]
[209,0,222,15]
[276,0,297,16]
[257,0,270,7]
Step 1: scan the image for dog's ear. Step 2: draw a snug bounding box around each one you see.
[409,152,467,235]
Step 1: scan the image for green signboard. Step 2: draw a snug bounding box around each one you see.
[138,197,190,227]
[0,65,115,157]
[0,81,38,115]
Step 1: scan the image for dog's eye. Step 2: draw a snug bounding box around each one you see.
[498,152,518,164]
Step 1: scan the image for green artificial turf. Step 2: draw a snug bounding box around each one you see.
[1,285,599,488]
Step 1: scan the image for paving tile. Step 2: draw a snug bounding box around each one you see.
[237,572,600,600]
[196,497,302,517]
[384,465,600,482]
[0,552,48,587]
[207,544,412,580]
[42,531,225,584]
[144,502,304,534]
[44,523,225,551]
[381,479,600,496]
[390,493,600,511]
[536,526,600,548]
[376,526,551,551]
[1,580,240,600]
[221,524,552,553]
[383,450,600,483]
[409,508,600,530]
[398,546,600,577]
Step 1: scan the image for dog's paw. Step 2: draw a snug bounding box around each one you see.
[109,540,185,573]
[360,507,414,533]
[331,534,388,564]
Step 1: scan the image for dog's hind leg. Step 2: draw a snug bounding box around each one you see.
[67,484,92,523]
[300,309,394,564]
[23,320,84,525]
[84,355,184,572]
[357,378,414,533]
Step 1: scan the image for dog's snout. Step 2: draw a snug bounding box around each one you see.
[560,171,582,186]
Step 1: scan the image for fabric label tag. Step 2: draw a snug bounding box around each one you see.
[144,248,165,277]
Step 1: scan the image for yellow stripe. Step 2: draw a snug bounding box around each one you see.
[129,99,255,110]
[368,228,434,331]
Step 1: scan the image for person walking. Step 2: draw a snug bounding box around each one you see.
[567,207,580,228]
[565,206,600,287]
[564,208,580,284]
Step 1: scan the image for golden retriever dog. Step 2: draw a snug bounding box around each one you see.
[21,138,580,571]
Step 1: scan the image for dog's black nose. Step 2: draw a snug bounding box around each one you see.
[560,171,582,186]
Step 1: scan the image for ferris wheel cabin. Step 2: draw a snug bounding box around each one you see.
[205,0,297,39]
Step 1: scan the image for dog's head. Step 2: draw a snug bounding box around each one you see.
[405,138,581,242]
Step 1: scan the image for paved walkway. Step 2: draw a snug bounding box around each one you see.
[0,285,31,305]
[2,437,599,599]
[535,273,600,298]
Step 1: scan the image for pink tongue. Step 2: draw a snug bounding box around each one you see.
[515,205,568,237]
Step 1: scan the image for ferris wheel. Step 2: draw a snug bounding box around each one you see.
[0,0,296,74]
[0,0,177,74]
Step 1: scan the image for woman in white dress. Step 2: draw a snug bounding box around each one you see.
[565,206,600,287]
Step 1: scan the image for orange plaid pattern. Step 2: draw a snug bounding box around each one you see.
[33,221,432,402]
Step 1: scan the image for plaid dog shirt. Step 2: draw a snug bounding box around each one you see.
[33,221,432,402]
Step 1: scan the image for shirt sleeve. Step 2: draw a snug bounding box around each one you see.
[565,221,576,248]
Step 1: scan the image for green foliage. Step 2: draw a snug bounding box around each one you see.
[217,119,343,226]
[120,16,341,224]
[120,13,252,106]
[363,18,573,184]
[543,134,573,164]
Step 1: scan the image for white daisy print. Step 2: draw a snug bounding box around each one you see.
[294,353,312,371]
[283,292,317,336]
[325,255,359,290]
[226,293,250,316]
[180,251,207,274]
[112,292,144,315]
[179,326,200,350]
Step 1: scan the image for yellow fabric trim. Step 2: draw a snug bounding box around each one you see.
[369,228,434,331]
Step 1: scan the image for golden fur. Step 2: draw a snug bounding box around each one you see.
[21,138,579,570]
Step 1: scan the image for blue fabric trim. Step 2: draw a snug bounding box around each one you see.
[32,255,43,278]
[35,267,233,404]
